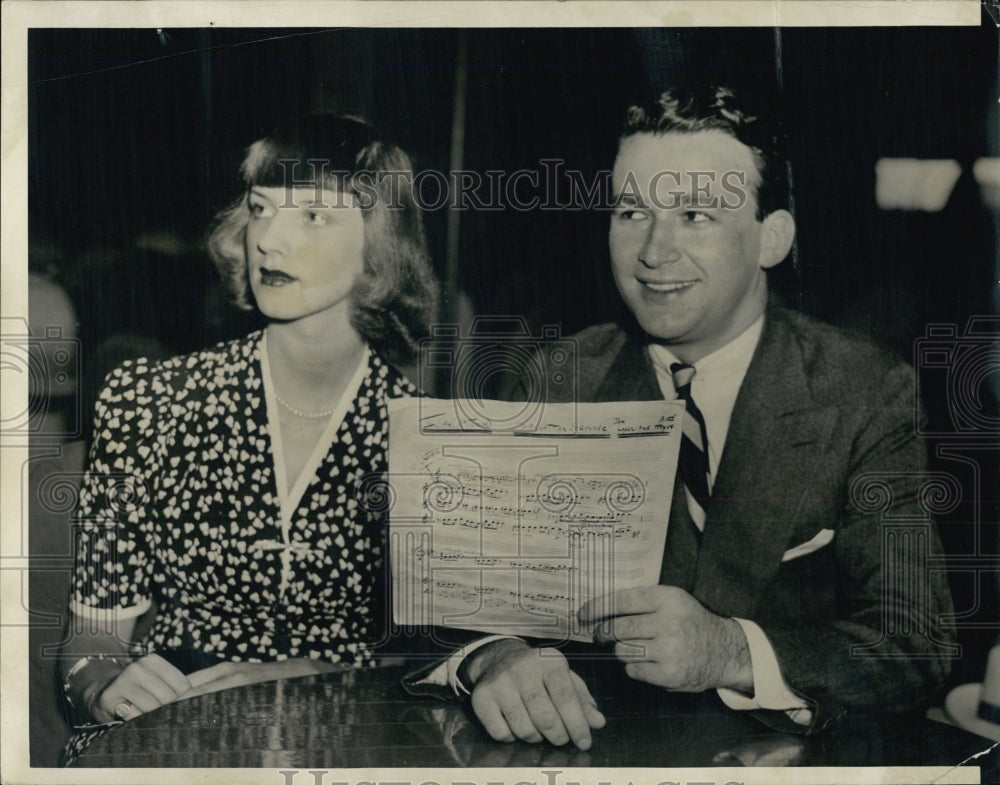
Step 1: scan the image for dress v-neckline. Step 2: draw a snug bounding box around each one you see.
[259,332,371,528]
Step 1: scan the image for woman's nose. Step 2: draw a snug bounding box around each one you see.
[638,219,681,267]
[255,210,292,255]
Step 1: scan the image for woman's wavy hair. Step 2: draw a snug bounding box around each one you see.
[207,114,439,366]
[621,84,790,220]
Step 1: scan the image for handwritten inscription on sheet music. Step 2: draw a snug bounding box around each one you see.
[387,399,683,641]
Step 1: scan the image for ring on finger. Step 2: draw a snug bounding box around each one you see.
[114,699,136,720]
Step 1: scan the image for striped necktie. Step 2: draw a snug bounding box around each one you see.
[670,362,711,532]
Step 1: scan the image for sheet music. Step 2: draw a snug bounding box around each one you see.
[386,398,683,642]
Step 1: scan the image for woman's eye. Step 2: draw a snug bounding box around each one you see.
[248,201,271,219]
[305,211,329,227]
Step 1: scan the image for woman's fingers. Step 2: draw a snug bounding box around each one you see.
[115,689,156,717]
[183,674,244,699]
[94,682,147,723]
[186,661,237,689]
[95,654,192,722]
[139,653,194,695]
[186,658,335,694]
[127,655,192,705]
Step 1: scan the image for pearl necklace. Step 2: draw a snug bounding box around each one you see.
[274,391,335,419]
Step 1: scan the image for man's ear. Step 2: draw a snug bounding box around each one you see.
[758,209,796,270]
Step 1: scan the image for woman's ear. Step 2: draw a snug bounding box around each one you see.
[758,209,796,270]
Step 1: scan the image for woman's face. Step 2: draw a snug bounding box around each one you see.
[245,184,365,325]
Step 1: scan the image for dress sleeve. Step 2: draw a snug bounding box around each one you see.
[69,363,158,623]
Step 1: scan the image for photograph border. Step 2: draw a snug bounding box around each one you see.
[1,2,991,784]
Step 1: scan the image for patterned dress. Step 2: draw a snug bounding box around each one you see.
[64,331,414,763]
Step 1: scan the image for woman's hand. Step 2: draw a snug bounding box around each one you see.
[183,658,341,699]
[91,654,192,723]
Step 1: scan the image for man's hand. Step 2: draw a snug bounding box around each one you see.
[579,585,753,693]
[92,654,192,723]
[465,639,606,749]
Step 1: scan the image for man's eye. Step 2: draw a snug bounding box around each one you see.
[615,209,647,221]
[305,211,329,227]
[683,210,710,223]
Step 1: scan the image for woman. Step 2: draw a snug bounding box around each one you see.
[59,115,439,757]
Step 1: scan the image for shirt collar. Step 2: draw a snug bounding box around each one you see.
[647,315,764,396]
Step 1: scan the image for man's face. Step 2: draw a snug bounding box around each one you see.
[609,130,779,363]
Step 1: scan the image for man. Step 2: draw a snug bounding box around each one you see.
[408,84,955,750]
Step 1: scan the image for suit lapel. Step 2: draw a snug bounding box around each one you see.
[692,306,839,619]
[591,314,840,618]
[593,334,662,403]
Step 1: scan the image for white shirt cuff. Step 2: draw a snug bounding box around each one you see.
[422,635,524,696]
[716,618,812,726]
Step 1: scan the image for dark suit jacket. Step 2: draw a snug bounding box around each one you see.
[522,304,955,732]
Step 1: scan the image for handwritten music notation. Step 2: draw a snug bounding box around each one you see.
[388,398,683,641]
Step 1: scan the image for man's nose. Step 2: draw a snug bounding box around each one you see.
[638,219,681,267]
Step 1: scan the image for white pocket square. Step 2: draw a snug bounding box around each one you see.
[781,528,835,562]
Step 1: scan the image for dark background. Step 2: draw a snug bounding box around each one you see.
[26,19,1000,761]
[28,25,999,348]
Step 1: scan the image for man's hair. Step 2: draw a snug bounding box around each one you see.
[207,114,439,367]
[621,84,790,219]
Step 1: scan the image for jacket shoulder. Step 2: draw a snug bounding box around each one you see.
[562,323,631,402]
[569,322,629,359]
[770,306,912,401]
[504,323,629,404]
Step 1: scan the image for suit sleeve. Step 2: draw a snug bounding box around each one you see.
[755,362,956,733]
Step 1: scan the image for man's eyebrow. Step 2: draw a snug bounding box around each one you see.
[674,192,701,207]
[612,193,644,207]
[673,191,721,209]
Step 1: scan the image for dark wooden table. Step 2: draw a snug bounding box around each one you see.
[75,663,998,774]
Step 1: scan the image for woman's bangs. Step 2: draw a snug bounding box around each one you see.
[241,118,374,191]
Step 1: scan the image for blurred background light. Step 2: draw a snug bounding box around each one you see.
[875,158,963,212]
[973,157,1000,210]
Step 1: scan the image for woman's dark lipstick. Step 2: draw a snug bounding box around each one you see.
[260,267,296,286]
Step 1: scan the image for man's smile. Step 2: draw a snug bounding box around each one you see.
[639,279,698,293]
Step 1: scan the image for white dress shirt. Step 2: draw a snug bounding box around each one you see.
[648,316,811,725]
